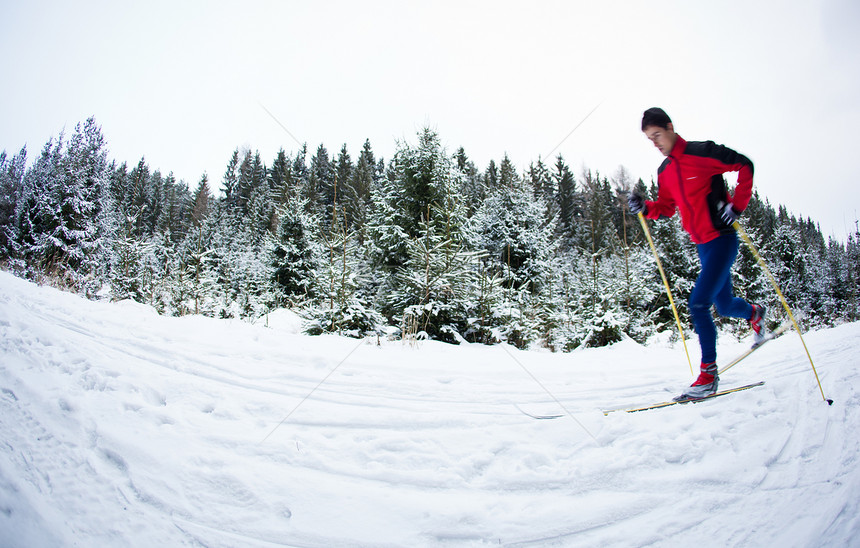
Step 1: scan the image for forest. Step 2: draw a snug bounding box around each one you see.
[1,117,858,350]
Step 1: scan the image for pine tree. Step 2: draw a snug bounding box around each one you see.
[843,226,860,321]
[308,208,382,338]
[269,149,292,208]
[190,174,212,228]
[553,155,577,246]
[469,171,554,347]
[0,146,27,260]
[270,196,321,304]
[221,149,240,208]
[455,147,483,216]
[484,159,499,193]
[178,215,218,316]
[527,156,556,226]
[235,149,267,221]
[161,172,192,244]
[12,135,65,276]
[368,127,477,341]
[26,118,110,295]
[346,139,377,242]
[578,170,617,257]
[393,204,484,344]
[309,144,335,225]
[291,144,309,208]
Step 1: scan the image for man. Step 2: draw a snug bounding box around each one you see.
[629,107,765,400]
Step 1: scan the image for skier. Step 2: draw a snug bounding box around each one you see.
[628,107,766,400]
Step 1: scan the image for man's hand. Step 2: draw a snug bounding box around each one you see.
[721,202,740,225]
[628,193,646,215]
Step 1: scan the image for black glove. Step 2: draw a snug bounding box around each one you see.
[628,193,646,215]
[720,202,740,224]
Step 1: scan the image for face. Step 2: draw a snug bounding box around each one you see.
[643,123,677,156]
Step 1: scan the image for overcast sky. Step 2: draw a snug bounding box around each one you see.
[2,0,859,239]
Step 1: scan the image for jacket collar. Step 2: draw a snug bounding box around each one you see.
[669,134,687,158]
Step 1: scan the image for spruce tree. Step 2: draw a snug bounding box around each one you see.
[270,196,321,304]
[309,144,335,225]
[469,170,553,347]
[454,147,483,216]
[189,174,212,228]
[527,156,556,227]
[346,139,377,242]
[368,127,477,341]
[269,149,292,208]
[553,155,577,247]
[0,147,27,260]
[13,135,65,276]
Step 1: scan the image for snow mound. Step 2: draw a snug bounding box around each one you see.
[256,308,306,334]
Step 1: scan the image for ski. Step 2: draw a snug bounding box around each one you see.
[514,403,563,420]
[718,321,792,375]
[603,381,765,415]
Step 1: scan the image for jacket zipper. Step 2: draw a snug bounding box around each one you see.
[674,157,704,244]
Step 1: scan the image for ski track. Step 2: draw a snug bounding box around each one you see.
[0,271,858,547]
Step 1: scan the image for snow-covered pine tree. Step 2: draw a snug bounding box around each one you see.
[189,174,212,229]
[484,159,499,194]
[12,135,64,277]
[765,214,808,325]
[527,156,556,228]
[367,128,479,342]
[291,144,310,207]
[159,172,192,245]
[798,217,828,325]
[551,249,631,349]
[268,148,293,210]
[454,147,484,217]
[309,144,336,228]
[823,236,851,322]
[172,218,218,316]
[610,168,657,341]
[394,203,484,344]
[552,155,578,249]
[270,195,321,306]
[108,200,151,303]
[209,207,274,319]
[843,226,860,322]
[221,149,240,209]
[165,175,216,316]
[0,147,27,261]
[36,117,112,294]
[204,149,276,319]
[307,207,383,338]
[342,140,376,243]
[555,169,631,347]
[577,169,617,257]
[121,158,150,238]
[469,162,553,348]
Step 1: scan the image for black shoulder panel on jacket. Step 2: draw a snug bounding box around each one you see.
[657,157,671,175]
[684,140,754,175]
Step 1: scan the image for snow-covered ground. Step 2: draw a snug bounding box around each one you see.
[0,270,858,548]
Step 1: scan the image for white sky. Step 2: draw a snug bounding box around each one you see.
[2,0,859,239]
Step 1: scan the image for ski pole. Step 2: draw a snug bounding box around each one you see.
[637,212,694,376]
[732,221,833,405]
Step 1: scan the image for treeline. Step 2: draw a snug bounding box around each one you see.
[1,117,857,350]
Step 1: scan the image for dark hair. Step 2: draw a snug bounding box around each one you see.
[641,107,672,131]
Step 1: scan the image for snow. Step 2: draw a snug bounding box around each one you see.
[0,270,858,548]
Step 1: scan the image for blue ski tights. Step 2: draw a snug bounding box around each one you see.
[690,231,753,364]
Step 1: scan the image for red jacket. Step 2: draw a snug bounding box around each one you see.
[645,135,754,244]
